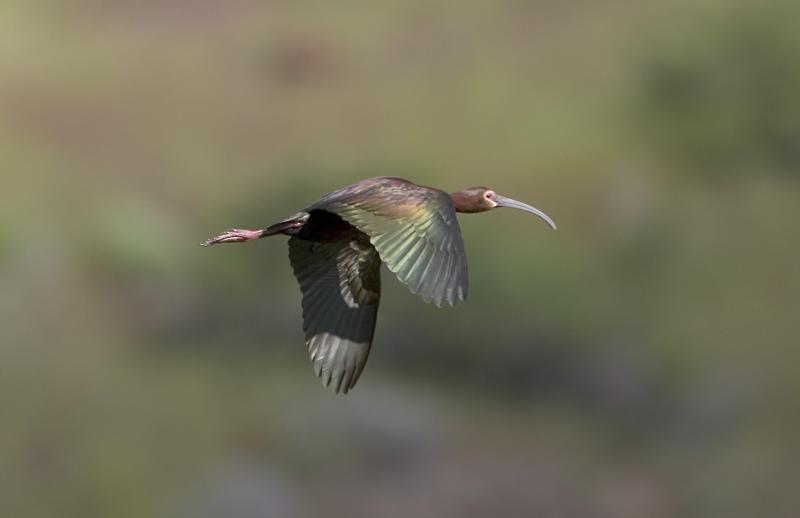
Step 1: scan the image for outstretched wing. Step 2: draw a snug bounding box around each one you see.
[310,177,468,307]
[288,236,381,394]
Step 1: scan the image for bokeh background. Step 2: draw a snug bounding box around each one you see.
[2,1,799,517]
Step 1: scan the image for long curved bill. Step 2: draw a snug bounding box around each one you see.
[494,195,557,230]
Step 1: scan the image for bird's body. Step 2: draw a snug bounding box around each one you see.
[204,177,555,393]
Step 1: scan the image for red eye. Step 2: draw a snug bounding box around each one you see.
[485,191,495,200]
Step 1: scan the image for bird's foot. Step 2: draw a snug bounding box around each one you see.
[201,228,264,246]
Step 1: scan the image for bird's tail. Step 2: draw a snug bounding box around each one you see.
[263,212,310,236]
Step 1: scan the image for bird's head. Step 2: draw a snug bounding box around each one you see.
[451,187,557,229]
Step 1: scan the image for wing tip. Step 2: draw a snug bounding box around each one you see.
[318,369,359,395]
[309,334,368,395]
[419,282,468,307]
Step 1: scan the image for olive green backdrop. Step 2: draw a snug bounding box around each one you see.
[1,1,798,517]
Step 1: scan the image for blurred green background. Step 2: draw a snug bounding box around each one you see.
[1,1,799,517]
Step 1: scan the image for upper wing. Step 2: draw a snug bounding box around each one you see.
[310,177,468,307]
[288,236,381,394]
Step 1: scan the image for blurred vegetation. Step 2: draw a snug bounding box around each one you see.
[1,1,798,517]
[639,0,800,178]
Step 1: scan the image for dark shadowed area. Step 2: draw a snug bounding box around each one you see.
[2,1,799,517]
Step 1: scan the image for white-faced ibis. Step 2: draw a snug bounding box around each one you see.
[204,177,556,394]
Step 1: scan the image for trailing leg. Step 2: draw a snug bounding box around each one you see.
[202,213,310,246]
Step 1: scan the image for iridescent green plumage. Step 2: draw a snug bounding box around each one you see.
[203,176,556,394]
[310,177,468,307]
[284,177,467,392]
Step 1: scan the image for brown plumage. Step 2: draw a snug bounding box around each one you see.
[203,177,556,394]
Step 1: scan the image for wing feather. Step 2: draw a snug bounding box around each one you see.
[310,177,468,306]
[289,237,380,394]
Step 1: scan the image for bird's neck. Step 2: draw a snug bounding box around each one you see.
[450,191,482,213]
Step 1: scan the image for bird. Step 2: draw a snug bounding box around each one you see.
[203,177,556,394]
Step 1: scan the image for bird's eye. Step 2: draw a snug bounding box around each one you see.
[484,191,496,200]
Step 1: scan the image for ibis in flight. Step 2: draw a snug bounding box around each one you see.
[204,177,556,393]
